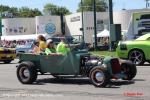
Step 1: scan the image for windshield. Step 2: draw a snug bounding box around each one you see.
[136,34,150,40]
[16,42,33,48]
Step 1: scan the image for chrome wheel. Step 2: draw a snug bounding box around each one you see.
[95,72,104,82]
[129,50,144,65]
[89,67,109,87]
[17,62,37,84]
[19,66,30,82]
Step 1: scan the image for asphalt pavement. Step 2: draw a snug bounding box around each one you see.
[0,59,150,100]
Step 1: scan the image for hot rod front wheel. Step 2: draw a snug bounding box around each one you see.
[17,62,37,84]
[121,61,137,80]
[89,67,110,87]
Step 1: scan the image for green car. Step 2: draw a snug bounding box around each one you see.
[116,34,150,65]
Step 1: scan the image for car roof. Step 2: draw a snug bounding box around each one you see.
[136,33,150,40]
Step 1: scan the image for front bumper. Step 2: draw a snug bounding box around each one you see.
[0,54,16,60]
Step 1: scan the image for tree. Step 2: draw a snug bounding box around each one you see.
[43,3,71,15]
[0,5,42,18]
[19,7,42,17]
[77,0,108,12]
[8,7,19,17]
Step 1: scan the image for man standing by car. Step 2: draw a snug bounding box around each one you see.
[56,37,70,55]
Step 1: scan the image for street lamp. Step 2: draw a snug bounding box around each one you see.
[108,0,114,51]
[81,0,85,43]
[93,0,97,50]
[0,11,2,40]
[108,0,113,24]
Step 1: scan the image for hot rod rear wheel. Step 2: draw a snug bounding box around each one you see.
[121,61,137,80]
[89,67,110,87]
[17,62,37,84]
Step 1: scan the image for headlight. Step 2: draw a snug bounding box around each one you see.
[102,64,107,68]
[120,43,127,50]
[98,61,102,66]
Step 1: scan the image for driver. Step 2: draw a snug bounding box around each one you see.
[56,37,70,55]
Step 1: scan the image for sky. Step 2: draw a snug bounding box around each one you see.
[0,0,148,13]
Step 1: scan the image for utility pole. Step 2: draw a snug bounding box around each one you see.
[109,0,113,25]
[93,0,97,50]
[0,10,2,42]
[81,0,85,43]
[108,0,114,51]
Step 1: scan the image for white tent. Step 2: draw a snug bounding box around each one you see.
[1,34,46,41]
[97,29,109,37]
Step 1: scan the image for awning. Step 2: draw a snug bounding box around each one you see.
[1,34,46,41]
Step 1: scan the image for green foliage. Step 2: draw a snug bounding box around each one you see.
[77,0,108,12]
[90,51,117,57]
[19,7,42,17]
[43,3,71,15]
[0,5,42,18]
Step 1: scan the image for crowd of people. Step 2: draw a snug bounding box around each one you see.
[0,39,33,48]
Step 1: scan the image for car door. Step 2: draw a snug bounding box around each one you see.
[40,53,79,74]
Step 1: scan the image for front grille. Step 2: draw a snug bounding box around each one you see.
[1,57,13,59]
[0,50,15,54]
[111,58,121,74]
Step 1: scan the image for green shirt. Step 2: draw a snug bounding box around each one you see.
[45,48,56,55]
[56,42,70,55]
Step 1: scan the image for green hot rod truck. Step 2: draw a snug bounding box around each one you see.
[16,41,137,87]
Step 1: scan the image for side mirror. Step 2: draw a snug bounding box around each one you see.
[136,18,140,21]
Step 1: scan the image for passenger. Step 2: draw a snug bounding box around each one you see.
[32,41,40,54]
[45,39,56,55]
[45,39,62,55]
[37,35,47,52]
[56,37,70,55]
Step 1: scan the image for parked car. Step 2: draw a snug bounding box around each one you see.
[137,14,150,35]
[16,38,137,87]
[16,42,34,54]
[0,45,16,64]
[116,33,150,65]
[47,36,91,50]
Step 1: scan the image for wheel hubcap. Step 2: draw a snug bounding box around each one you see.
[95,71,104,82]
[129,50,143,64]
[19,66,30,80]
[23,69,30,78]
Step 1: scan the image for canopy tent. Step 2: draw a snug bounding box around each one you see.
[97,29,109,37]
[1,34,46,41]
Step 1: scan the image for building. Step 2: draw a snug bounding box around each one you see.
[1,9,150,43]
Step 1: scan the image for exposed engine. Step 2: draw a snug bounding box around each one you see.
[80,55,104,76]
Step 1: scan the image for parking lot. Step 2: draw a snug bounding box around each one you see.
[0,59,150,100]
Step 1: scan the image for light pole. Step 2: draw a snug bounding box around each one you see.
[108,0,114,51]
[81,0,85,43]
[93,0,97,50]
[108,0,113,25]
[0,10,2,42]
